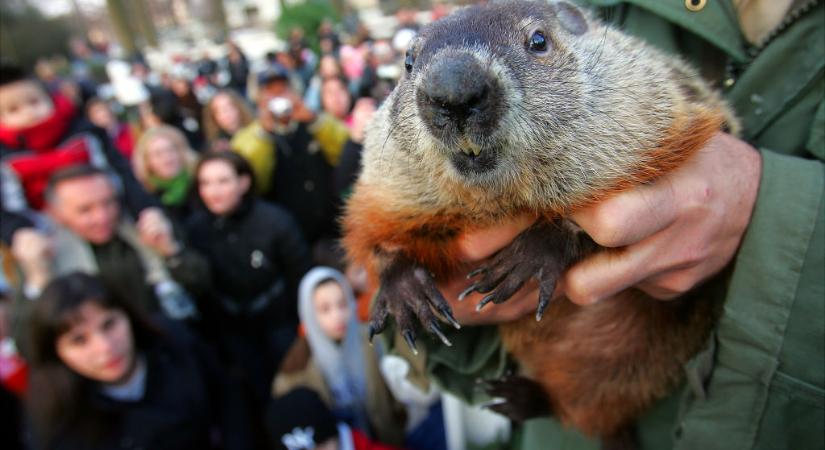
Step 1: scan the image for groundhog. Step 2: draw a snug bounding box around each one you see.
[343,1,739,448]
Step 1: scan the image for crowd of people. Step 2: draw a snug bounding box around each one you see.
[2,1,822,449]
[0,13,449,450]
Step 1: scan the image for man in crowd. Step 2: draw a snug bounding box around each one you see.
[231,64,350,260]
[14,165,206,319]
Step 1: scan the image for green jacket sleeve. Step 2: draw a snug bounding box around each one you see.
[309,113,349,167]
[230,122,275,194]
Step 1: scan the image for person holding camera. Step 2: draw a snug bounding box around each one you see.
[231,64,350,258]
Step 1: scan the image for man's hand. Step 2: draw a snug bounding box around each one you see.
[137,208,179,258]
[285,92,315,123]
[440,132,762,324]
[565,133,761,303]
[10,228,52,290]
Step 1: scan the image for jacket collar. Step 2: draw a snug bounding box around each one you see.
[586,0,748,61]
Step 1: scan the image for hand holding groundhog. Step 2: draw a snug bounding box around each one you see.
[442,132,762,325]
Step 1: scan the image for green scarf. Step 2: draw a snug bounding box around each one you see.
[148,171,191,206]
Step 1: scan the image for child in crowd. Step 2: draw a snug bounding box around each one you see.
[132,125,199,223]
[273,267,406,447]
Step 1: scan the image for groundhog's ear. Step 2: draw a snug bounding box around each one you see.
[552,2,588,36]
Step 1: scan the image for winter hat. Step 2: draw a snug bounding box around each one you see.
[266,388,339,450]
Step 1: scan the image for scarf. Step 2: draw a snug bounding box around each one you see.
[0,94,75,152]
[148,171,191,206]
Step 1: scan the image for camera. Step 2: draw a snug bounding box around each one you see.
[268,97,293,118]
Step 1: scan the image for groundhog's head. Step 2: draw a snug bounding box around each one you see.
[384,0,593,189]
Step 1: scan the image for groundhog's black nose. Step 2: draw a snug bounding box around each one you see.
[418,53,494,131]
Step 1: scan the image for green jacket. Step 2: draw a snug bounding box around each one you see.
[407,1,825,449]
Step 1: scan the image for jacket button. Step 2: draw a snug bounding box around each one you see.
[685,0,707,12]
[723,77,736,88]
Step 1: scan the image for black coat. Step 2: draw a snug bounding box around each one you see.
[46,320,253,450]
[265,123,339,244]
[186,198,312,328]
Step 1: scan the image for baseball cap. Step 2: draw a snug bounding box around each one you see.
[257,63,290,86]
[265,388,339,450]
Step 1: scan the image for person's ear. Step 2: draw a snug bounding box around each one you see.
[239,174,251,193]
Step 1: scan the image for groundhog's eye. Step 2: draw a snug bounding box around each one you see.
[527,31,549,53]
[405,49,415,73]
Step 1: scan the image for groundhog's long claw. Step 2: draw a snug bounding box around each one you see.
[467,267,486,279]
[536,295,551,322]
[439,306,462,329]
[368,296,390,343]
[458,283,480,301]
[536,273,557,321]
[429,320,452,346]
[402,329,419,355]
[476,294,495,312]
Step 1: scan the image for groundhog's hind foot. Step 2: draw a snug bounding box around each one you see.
[369,253,461,354]
[461,220,583,320]
[480,374,551,423]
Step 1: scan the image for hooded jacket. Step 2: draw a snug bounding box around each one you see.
[273,267,406,446]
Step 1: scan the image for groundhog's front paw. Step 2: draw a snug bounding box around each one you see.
[369,253,461,354]
[460,220,579,320]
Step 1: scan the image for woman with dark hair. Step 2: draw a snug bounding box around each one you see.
[25,272,253,450]
[186,152,312,405]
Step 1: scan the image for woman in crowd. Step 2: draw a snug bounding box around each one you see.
[273,266,406,447]
[320,76,353,126]
[132,125,199,223]
[25,272,252,450]
[202,89,253,152]
[186,151,312,405]
[304,55,344,113]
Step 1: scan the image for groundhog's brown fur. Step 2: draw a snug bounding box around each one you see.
[343,0,737,443]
